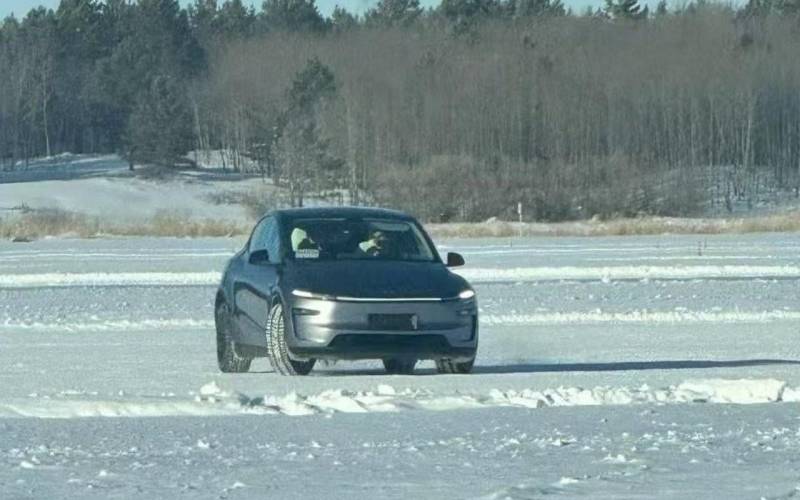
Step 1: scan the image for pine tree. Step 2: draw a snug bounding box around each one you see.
[365,0,422,27]
[331,5,358,31]
[125,75,193,167]
[261,0,327,32]
[188,0,219,47]
[274,58,342,206]
[780,0,800,15]
[604,0,648,19]
[218,0,256,37]
[513,0,566,18]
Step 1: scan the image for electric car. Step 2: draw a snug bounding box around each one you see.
[214,207,478,375]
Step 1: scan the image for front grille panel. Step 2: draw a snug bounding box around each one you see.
[328,334,450,350]
[368,313,418,331]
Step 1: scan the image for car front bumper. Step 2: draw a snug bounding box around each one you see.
[286,296,478,361]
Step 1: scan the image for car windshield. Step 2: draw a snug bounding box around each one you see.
[286,218,436,262]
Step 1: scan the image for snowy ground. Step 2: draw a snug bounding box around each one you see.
[1,233,800,498]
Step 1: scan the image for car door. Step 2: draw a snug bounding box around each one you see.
[233,216,281,346]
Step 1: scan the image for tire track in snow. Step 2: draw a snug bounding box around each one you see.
[0,319,214,332]
[4,309,800,332]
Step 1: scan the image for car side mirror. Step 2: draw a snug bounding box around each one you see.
[249,249,270,265]
[446,252,465,267]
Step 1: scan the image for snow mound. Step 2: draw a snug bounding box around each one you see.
[483,310,800,325]
[0,272,220,289]
[782,387,800,402]
[2,379,796,419]
[673,379,787,404]
[457,265,800,283]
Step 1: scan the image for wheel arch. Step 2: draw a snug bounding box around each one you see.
[215,288,229,310]
[269,289,285,309]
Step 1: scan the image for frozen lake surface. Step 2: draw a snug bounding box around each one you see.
[1,233,800,498]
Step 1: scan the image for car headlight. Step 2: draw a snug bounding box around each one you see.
[458,289,476,300]
[292,289,335,300]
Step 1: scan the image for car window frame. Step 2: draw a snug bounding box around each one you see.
[281,216,441,263]
[248,216,282,264]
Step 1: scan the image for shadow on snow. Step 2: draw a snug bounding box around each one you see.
[307,358,800,376]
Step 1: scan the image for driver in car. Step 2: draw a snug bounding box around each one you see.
[362,230,395,258]
[291,227,320,258]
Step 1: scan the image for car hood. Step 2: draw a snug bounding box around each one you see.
[284,260,468,299]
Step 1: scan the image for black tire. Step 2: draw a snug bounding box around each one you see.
[436,357,475,374]
[266,302,315,376]
[383,358,417,375]
[215,301,252,373]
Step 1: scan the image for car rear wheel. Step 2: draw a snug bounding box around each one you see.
[435,357,475,374]
[266,302,315,376]
[383,358,417,375]
[215,301,252,373]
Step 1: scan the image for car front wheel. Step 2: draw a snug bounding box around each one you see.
[435,357,475,374]
[215,301,252,373]
[266,302,315,376]
[383,358,417,375]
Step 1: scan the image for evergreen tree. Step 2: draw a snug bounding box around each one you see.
[261,0,328,32]
[604,0,649,19]
[365,0,422,27]
[779,0,800,15]
[512,0,566,18]
[218,0,256,37]
[125,75,193,167]
[55,0,105,153]
[19,8,58,157]
[331,5,358,31]
[437,0,503,34]
[188,0,219,47]
[93,0,203,149]
[274,58,342,206]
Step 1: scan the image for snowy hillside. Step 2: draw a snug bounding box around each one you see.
[0,154,271,223]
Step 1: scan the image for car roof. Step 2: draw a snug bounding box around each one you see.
[272,206,415,221]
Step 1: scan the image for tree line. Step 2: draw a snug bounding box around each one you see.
[2,0,800,221]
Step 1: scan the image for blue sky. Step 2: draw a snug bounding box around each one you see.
[1,0,607,19]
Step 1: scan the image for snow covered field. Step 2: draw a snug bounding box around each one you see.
[1,233,800,498]
[0,155,271,222]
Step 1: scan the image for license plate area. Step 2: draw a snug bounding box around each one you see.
[368,314,418,331]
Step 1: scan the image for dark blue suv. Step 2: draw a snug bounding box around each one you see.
[214,207,478,376]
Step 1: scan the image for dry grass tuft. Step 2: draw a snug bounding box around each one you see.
[0,209,100,240]
[0,209,248,240]
[4,208,800,241]
[426,213,800,238]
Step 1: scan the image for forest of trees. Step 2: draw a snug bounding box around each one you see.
[2,0,800,221]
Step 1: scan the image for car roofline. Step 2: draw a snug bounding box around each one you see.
[269,206,415,222]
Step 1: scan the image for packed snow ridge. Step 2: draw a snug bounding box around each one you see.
[482,310,800,325]
[1,379,797,419]
[4,264,800,289]
[0,272,220,288]
[458,265,800,282]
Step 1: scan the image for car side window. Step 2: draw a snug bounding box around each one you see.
[248,219,268,254]
[264,218,281,264]
[249,217,281,264]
